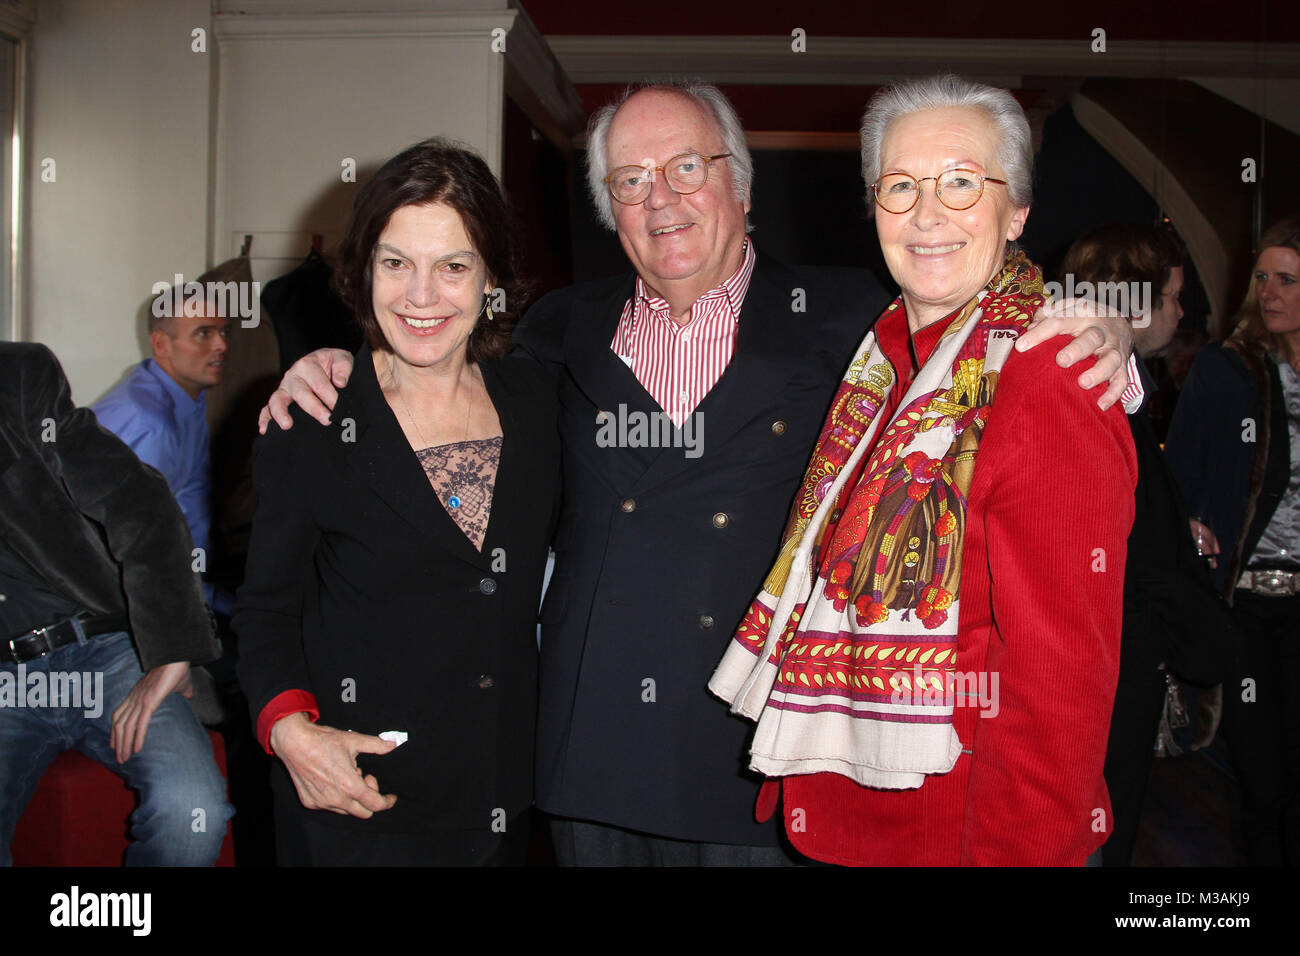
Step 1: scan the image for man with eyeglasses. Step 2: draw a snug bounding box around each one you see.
[261,81,1139,865]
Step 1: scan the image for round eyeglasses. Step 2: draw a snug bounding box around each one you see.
[604,152,732,206]
[870,168,1008,214]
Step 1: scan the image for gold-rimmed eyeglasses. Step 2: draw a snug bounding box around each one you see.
[605,152,732,206]
[870,168,1008,214]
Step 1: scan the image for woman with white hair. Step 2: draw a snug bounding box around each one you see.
[711,74,1137,866]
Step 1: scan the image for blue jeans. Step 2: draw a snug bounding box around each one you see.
[0,630,233,866]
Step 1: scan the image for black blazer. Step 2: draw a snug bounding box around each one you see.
[516,252,890,844]
[0,342,216,667]
[233,344,560,832]
[1165,342,1291,594]
[1121,361,1235,689]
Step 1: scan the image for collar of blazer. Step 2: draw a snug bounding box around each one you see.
[0,419,18,477]
[562,252,830,496]
[328,343,508,569]
[0,350,43,478]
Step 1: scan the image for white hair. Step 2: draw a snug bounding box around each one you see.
[860,74,1033,213]
[585,80,754,231]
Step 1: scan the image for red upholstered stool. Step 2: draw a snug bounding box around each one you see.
[9,730,236,866]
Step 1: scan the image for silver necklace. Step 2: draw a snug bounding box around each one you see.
[392,363,474,510]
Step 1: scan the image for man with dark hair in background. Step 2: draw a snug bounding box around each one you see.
[94,289,230,608]
[1060,222,1234,865]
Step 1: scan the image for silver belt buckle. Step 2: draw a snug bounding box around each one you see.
[6,624,51,662]
[1265,571,1295,596]
[1243,569,1297,596]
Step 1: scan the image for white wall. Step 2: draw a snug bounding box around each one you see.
[210,9,508,286]
[25,0,210,403]
[23,0,536,404]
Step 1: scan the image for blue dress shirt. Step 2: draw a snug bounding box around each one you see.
[93,359,214,603]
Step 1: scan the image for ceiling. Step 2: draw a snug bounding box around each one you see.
[527,0,1300,43]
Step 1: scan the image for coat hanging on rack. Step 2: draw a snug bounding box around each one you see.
[260,239,360,372]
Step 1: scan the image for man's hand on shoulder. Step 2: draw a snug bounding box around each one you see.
[1016,298,1135,410]
[110,661,193,763]
[257,348,354,434]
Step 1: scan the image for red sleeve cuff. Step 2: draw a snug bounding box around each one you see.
[257,689,320,754]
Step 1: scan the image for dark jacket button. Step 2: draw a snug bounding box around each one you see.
[712,512,729,529]
[699,615,715,630]
[621,498,636,513]
[479,577,497,595]
[771,420,787,435]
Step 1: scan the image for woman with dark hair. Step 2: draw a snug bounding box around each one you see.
[1060,223,1234,866]
[234,138,560,865]
[1165,215,1300,865]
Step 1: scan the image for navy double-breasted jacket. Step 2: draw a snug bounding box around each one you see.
[517,252,889,844]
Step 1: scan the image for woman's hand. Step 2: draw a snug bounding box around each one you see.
[258,349,355,433]
[269,713,399,817]
[1017,298,1135,410]
[1189,518,1221,569]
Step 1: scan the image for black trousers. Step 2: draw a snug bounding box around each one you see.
[550,816,801,867]
[1102,668,1167,866]
[1222,590,1300,866]
[272,768,531,866]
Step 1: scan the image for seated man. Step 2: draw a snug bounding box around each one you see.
[94,290,230,610]
[0,342,232,866]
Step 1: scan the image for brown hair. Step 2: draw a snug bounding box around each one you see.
[1058,221,1187,318]
[1228,215,1300,363]
[333,137,527,362]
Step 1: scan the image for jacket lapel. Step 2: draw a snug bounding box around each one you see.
[563,276,667,483]
[333,345,489,569]
[0,417,18,480]
[476,358,517,564]
[629,254,817,494]
[563,275,662,421]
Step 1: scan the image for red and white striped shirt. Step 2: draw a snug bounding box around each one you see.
[611,239,757,426]
[608,238,1144,422]
[1120,354,1144,414]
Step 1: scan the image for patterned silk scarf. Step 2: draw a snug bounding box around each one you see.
[709,251,1044,789]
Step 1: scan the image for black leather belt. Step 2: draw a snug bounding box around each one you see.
[2,613,129,665]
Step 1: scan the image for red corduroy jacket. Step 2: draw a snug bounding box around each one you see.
[760,333,1137,866]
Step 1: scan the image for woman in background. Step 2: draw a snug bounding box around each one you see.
[1165,215,1300,866]
[234,139,560,865]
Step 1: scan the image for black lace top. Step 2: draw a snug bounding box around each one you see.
[413,436,502,550]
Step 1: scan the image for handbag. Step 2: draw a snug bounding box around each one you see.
[1154,672,1222,758]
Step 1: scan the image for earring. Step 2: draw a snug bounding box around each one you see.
[484,304,494,322]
